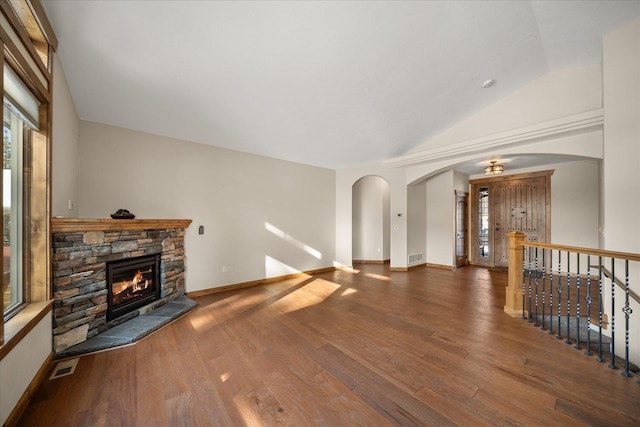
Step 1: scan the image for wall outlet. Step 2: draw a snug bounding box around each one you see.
[68,200,74,210]
[222,265,227,273]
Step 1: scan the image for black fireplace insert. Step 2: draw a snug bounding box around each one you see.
[106,254,161,321]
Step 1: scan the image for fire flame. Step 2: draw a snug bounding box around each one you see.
[132,270,144,291]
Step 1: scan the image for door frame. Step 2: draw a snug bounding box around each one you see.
[455,190,468,268]
[469,170,553,267]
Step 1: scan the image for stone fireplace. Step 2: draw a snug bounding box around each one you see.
[51,218,192,354]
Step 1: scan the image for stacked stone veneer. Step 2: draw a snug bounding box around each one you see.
[52,225,187,354]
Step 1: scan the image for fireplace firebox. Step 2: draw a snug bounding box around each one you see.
[107,254,161,321]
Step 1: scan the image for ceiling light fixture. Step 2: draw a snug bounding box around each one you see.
[482,79,496,88]
[485,161,504,175]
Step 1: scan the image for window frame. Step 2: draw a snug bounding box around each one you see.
[0,0,56,353]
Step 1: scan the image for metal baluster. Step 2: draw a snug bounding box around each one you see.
[549,250,555,335]
[522,245,526,320]
[557,250,563,340]
[528,247,534,323]
[566,251,572,345]
[622,260,632,378]
[585,255,592,356]
[575,254,581,350]
[541,248,547,330]
[596,256,605,363]
[533,248,538,326]
[609,258,618,370]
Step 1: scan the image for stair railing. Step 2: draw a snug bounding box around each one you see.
[504,231,640,382]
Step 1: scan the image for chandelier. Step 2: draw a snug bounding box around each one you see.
[484,161,504,175]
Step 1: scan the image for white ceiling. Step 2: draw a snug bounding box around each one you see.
[42,1,640,170]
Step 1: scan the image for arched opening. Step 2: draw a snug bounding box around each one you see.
[352,176,390,264]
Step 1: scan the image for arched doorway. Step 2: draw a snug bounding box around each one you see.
[352,176,391,264]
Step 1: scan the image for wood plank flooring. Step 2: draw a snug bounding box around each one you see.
[17,265,640,426]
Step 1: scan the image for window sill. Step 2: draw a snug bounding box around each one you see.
[0,300,52,361]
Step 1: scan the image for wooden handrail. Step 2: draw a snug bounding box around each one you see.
[518,241,640,263]
[593,265,640,305]
[518,237,640,304]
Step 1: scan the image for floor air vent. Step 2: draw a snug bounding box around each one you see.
[49,358,79,380]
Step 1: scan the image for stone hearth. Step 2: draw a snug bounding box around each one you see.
[56,295,197,359]
[51,218,192,354]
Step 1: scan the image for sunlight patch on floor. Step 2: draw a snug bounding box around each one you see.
[274,292,322,314]
[340,287,358,296]
[299,278,341,299]
[189,311,215,332]
[362,272,390,281]
[232,394,261,425]
[271,278,339,314]
[333,263,359,273]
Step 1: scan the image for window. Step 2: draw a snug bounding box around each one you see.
[2,63,40,320]
[478,187,489,258]
[2,104,25,318]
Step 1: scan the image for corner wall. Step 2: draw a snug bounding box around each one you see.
[603,18,640,254]
[426,171,455,267]
[407,181,426,266]
[77,121,336,293]
[51,53,80,218]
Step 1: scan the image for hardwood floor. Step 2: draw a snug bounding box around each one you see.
[17,265,640,426]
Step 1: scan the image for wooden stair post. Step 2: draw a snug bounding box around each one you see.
[504,231,526,317]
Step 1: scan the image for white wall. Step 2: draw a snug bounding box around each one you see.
[603,18,640,254]
[453,171,468,194]
[352,176,389,261]
[549,160,600,248]
[382,182,390,260]
[0,314,51,425]
[407,171,467,269]
[602,18,640,362]
[77,121,336,292]
[51,53,80,218]
[407,181,426,266]
[426,171,455,267]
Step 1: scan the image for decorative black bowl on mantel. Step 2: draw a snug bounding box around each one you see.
[110,209,135,219]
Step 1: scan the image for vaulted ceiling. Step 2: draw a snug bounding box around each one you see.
[43,1,640,169]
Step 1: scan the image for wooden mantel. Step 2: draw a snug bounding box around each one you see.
[51,218,193,233]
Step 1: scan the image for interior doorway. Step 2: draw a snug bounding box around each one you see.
[470,170,552,268]
[352,176,391,263]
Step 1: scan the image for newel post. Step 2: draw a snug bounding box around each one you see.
[504,231,526,317]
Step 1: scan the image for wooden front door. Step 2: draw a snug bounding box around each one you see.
[470,170,552,268]
[493,176,548,267]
